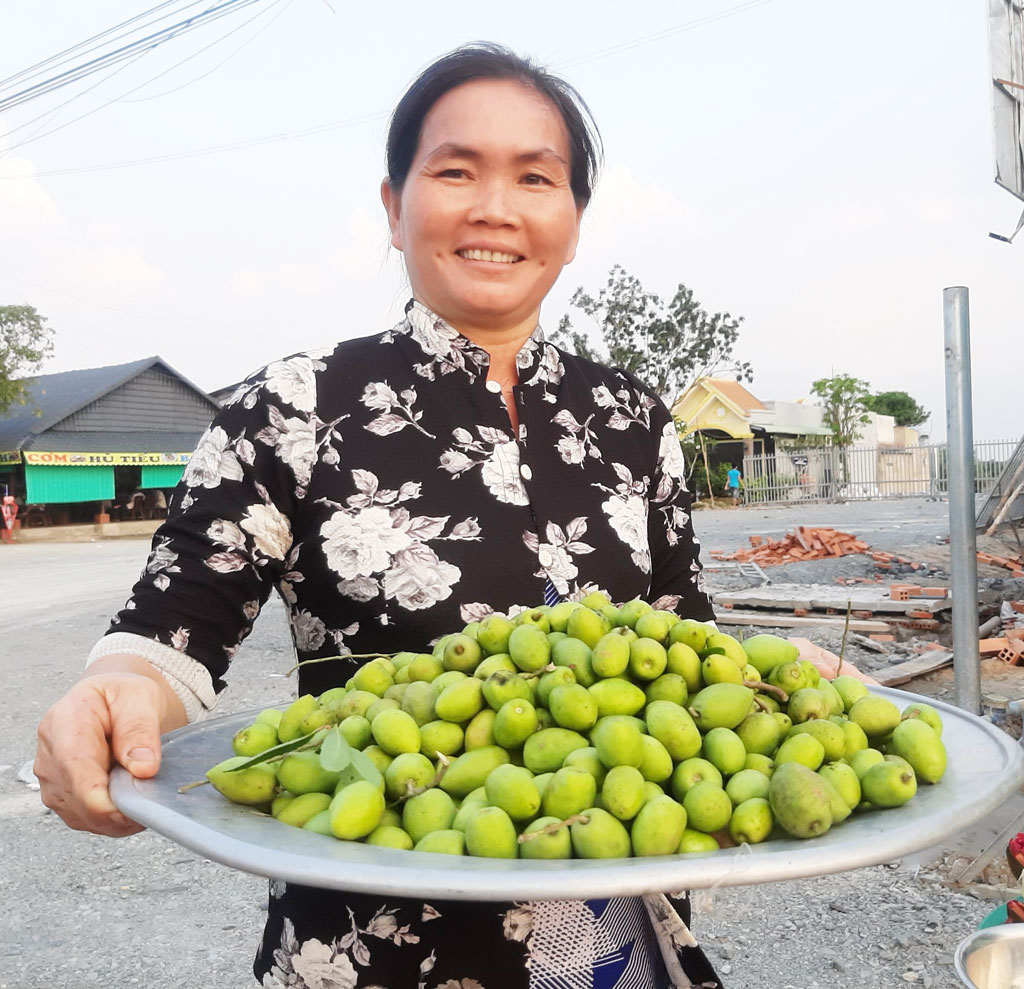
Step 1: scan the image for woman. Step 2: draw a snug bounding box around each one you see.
[35,44,723,988]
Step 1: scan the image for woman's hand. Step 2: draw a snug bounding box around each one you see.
[788,636,880,685]
[35,656,187,837]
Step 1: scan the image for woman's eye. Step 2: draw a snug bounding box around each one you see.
[522,173,551,186]
[439,168,466,179]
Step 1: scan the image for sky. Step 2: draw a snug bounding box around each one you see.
[1,0,1020,442]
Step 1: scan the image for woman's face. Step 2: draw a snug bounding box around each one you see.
[382,78,583,340]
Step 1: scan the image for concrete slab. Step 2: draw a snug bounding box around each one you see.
[712,582,952,615]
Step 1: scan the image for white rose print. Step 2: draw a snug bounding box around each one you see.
[521,517,595,597]
[440,425,529,506]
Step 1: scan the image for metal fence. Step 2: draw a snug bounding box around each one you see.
[741,438,1018,504]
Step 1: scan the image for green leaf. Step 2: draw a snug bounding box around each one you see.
[349,749,384,790]
[319,726,353,772]
[226,726,328,771]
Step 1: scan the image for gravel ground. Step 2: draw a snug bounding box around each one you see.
[1,502,1017,989]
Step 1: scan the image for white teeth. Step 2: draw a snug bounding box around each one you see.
[458,249,521,263]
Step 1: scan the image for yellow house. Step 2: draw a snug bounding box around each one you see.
[671,378,764,440]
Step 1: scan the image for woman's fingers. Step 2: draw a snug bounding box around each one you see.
[35,674,163,837]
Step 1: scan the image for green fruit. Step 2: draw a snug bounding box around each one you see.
[701,652,743,686]
[566,607,611,649]
[670,757,723,800]
[900,702,943,737]
[849,747,886,779]
[618,598,654,629]
[518,816,573,859]
[849,695,901,738]
[729,797,773,844]
[415,829,466,855]
[768,662,804,695]
[231,721,279,757]
[477,614,516,655]
[678,828,720,853]
[541,766,597,819]
[669,619,709,653]
[786,688,831,724]
[361,745,393,775]
[276,750,341,795]
[644,673,687,707]
[464,709,497,750]
[570,807,631,858]
[364,698,400,723]
[206,756,277,806]
[861,760,917,807]
[774,733,825,771]
[601,765,646,821]
[339,715,373,750]
[683,781,732,833]
[548,684,598,731]
[407,654,444,683]
[665,642,702,692]
[254,707,284,730]
[701,727,747,777]
[277,694,320,742]
[689,683,754,731]
[591,717,644,769]
[825,675,867,713]
[815,679,844,717]
[432,670,468,694]
[768,762,833,839]
[485,763,541,820]
[303,809,334,836]
[482,670,533,711]
[702,632,748,667]
[440,746,511,797]
[402,788,457,843]
[841,720,869,758]
[523,727,589,773]
[419,720,464,760]
[580,590,612,611]
[563,746,607,787]
[818,762,861,810]
[591,630,632,678]
[351,661,393,697]
[434,677,485,723]
[742,633,799,677]
[383,752,435,801]
[633,611,673,645]
[628,637,668,681]
[817,774,852,824]
[536,667,576,707]
[788,719,846,762]
[743,753,775,777]
[735,713,782,756]
[887,719,946,784]
[443,633,483,673]
[638,734,673,784]
[366,824,414,850]
[474,654,517,680]
[508,624,550,672]
[336,690,379,719]
[725,768,771,806]
[400,680,437,726]
[587,678,646,718]
[631,795,687,856]
[450,789,490,833]
[493,698,539,748]
[329,780,385,840]
[644,700,702,761]
[464,806,519,858]
[547,600,578,634]
[515,607,551,632]
[371,709,421,755]
[275,791,332,828]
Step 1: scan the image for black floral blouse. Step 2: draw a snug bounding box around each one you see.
[109,300,722,989]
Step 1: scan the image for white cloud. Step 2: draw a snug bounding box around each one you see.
[68,247,164,293]
[0,153,58,224]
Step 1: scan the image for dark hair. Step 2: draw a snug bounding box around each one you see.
[386,43,602,206]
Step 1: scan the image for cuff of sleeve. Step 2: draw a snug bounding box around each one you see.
[86,632,218,724]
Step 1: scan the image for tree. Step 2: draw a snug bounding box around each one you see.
[1,305,54,415]
[810,373,871,447]
[552,264,751,401]
[862,390,929,428]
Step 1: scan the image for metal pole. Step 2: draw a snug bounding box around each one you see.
[943,286,980,714]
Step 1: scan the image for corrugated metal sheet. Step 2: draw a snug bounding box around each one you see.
[22,430,203,453]
[141,464,185,488]
[25,465,113,503]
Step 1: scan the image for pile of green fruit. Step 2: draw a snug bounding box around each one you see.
[203,592,948,859]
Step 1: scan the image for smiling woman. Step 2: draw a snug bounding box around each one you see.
[34,42,721,989]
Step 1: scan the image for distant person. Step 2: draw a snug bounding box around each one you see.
[1,495,17,542]
[726,464,742,505]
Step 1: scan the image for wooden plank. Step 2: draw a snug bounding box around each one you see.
[713,611,891,632]
[872,652,955,686]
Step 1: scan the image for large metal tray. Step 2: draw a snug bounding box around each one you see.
[110,687,1024,901]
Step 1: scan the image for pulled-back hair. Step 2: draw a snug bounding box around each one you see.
[386,42,602,206]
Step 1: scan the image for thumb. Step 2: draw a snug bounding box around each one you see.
[106,681,164,779]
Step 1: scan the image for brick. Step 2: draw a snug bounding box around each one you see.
[793,608,809,617]
[748,535,763,547]
[906,609,932,619]
[852,610,873,618]
[1010,602,1024,614]
[979,637,1009,655]
[869,634,896,642]
[918,587,949,599]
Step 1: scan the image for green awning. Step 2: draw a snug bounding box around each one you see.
[25,464,113,504]
[141,464,185,489]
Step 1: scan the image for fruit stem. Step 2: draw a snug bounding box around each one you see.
[743,680,789,702]
[837,600,851,676]
[281,652,396,677]
[177,779,211,793]
[517,813,587,843]
[388,754,451,807]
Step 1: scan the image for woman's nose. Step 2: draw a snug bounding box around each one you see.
[466,178,518,226]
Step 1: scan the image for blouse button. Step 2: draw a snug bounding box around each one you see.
[520,464,533,481]
[485,380,502,393]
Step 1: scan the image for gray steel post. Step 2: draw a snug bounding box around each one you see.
[943,286,981,714]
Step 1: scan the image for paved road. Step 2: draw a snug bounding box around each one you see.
[0,499,987,988]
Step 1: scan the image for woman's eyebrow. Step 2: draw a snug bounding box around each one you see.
[422,142,569,168]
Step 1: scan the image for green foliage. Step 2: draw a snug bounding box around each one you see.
[0,305,55,416]
[552,264,751,400]
[809,373,871,448]
[862,390,929,428]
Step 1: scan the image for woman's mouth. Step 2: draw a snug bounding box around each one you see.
[456,249,524,263]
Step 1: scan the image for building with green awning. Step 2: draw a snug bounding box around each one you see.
[0,357,219,525]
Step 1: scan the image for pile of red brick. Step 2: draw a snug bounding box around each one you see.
[977,549,1024,577]
[708,526,870,565]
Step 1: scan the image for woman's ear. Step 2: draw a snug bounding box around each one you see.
[380,179,404,252]
[563,203,585,265]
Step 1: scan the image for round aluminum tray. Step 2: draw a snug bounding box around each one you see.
[110,686,1024,901]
